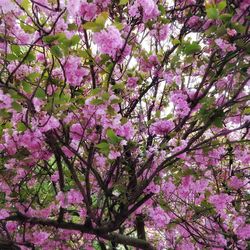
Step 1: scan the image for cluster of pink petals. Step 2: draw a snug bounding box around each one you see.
[150,24,170,41]
[170,91,190,118]
[187,16,200,27]
[215,38,237,52]
[0,90,12,109]
[67,0,97,21]
[0,0,16,13]
[116,121,135,140]
[209,193,233,215]
[93,26,124,59]
[129,0,159,21]
[64,56,88,87]
[150,120,175,136]
[127,77,138,88]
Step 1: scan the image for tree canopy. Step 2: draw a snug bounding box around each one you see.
[0,0,249,249]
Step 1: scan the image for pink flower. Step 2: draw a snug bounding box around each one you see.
[0,90,12,109]
[148,206,170,228]
[159,24,170,40]
[215,38,236,52]
[209,193,233,214]
[51,171,59,182]
[0,0,16,13]
[0,209,9,219]
[108,150,121,160]
[39,116,60,132]
[64,56,88,87]
[32,97,43,112]
[228,176,245,189]
[170,91,190,118]
[62,146,74,158]
[95,155,106,167]
[117,121,135,140]
[163,71,174,84]
[32,232,50,245]
[67,189,83,204]
[66,0,82,17]
[127,77,138,88]
[71,123,84,140]
[80,2,97,21]
[6,221,17,232]
[187,16,200,27]
[236,224,250,240]
[93,26,123,59]
[150,120,175,135]
[95,0,110,7]
[227,28,237,37]
[145,183,160,194]
[56,191,67,208]
[129,0,159,21]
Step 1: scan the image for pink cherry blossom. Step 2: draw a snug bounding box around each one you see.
[93,26,123,59]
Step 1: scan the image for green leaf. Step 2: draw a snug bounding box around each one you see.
[22,81,32,94]
[217,1,226,11]
[24,52,36,62]
[27,72,40,81]
[70,35,80,46]
[17,122,26,132]
[83,22,103,32]
[90,87,102,96]
[20,22,36,34]
[96,142,109,155]
[68,23,78,31]
[35,88,46,99]
[12,102,22,112]
[110,98,122,104]
[78,50,90,58]
[215,25,226,36]
[219,13,232,22]
[107,129,122,144]
[213,117,224,128]
[51,45,63,58]
[6,54,18,61]
[206,7,219,19]
[183,42,201,55]
[119,0,129,5]
[91,99,105,105]
[158,4,166,15]
[102,92,110,101]
[96,12,109,26]
[43,34,61,44]
[54,93,70,104]
[113,22,123,30]
[11,45,21,56]
[172,39,181,45]
[21,0,30,11]
[112,83,125,90]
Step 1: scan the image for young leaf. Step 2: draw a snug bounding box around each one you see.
[96,142,110,155]
[43,34,61,44]
[217,1,227,11]
[119,0,129,5]
[206,7,219,19]
[183,42,201,55]
[96,12,109,26]
[83,22,103,32]
[107,129,123,144]
[35,88,46,99]
[51,45,63,58]
[17,122,26,132]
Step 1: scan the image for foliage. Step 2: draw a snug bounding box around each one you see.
[0,0,249,249]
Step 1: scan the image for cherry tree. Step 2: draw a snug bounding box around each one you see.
[0,0,249,249]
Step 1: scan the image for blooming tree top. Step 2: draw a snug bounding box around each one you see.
[0,0,249,249]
